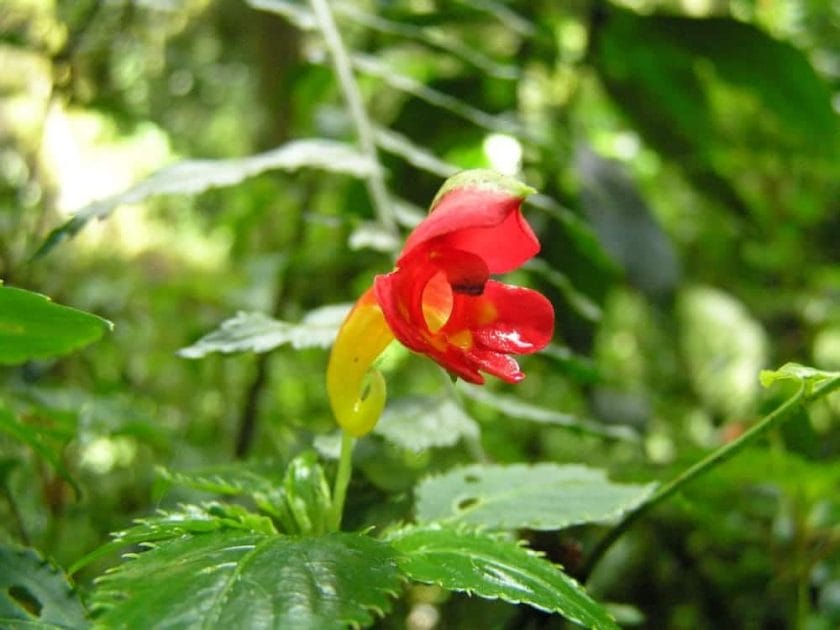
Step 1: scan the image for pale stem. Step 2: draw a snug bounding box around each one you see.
[330,431,356,531]
[309,0,397,235]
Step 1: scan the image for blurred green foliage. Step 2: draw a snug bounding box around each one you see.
[1,0,838,627]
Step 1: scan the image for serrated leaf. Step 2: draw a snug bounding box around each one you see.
[70,502,277,575]
[374,396,480,452]
[0,544,88,629]
[388,526,617,629]
[0,286,111,365]
[276,452,333,535]
[92,531,401,630]
[36,139,376,256]
[415,463,655,531]
[458,385,638,441]
[177,304,351,358]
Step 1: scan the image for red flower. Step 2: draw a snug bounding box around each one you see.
[374,171,554,384]
[327,170,554,436]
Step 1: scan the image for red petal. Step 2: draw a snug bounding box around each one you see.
[465,348,524,383]
[444,280,554,354]
[400,188,539,273]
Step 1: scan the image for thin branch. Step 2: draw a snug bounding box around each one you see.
[309,0,397,235]
[580,381,810,582]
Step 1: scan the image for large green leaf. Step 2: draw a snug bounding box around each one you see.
[92,531,401,629]
[0,286,111,365]
[415,463,655,531]
[177,304,351,358]
[374,396,480,452]
[0,544,88,629]
[388,526,617,629]
[36,139,376,256]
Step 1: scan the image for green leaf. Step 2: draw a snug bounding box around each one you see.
[157,464,287,521]
[0,286,111,365]
[0,544,88,629]
[760,363,840,396]
[35,139,377,256]
[388,526,617,629]
[374,396,480,452]
[92,531,401,630]
[276,452,333,536]
[70,502,277,574]
[415,463,655,531]
[458,385,638,441]
[177,304,351,358]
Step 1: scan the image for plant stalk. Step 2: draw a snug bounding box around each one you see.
[329,431,356,531]
[581,381,809,582]
[309,0,397,236]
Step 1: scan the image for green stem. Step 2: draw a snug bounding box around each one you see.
[581,382,807,582]
[330,431,356,531]
[309,0,397,236]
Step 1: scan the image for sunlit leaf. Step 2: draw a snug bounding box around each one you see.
[92,530,400,630]
[177,304,351,358]
[0,544,88,629]
[36,140,377,256]
[415,463,656,530]
[0,286,111,365]
[374,396,480,452]
[760,363,839,396]
[388,525,617,629]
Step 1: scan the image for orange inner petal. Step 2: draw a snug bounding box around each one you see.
[421,271,453,333]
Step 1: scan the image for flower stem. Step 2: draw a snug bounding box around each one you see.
[330,431,356,531]
[580,381,810,582]
[308,0,397,236]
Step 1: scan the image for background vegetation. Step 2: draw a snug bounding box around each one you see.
[1,0,838,627]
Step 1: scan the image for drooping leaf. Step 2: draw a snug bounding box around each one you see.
[415,463,655,531]
[0,286,111,365]
[351,54,535,142]
[336,3,519,80]
[0,403,80,497]
[0,544,88,629]
[177,304,351,358]
[92,530,401,630]
[388,525,617,629]
[374,396,480,452]
[36,140,377,256]
[458,385,638,441]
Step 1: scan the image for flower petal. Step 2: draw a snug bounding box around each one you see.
[453,280,555,355]
[400,188,539,274]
